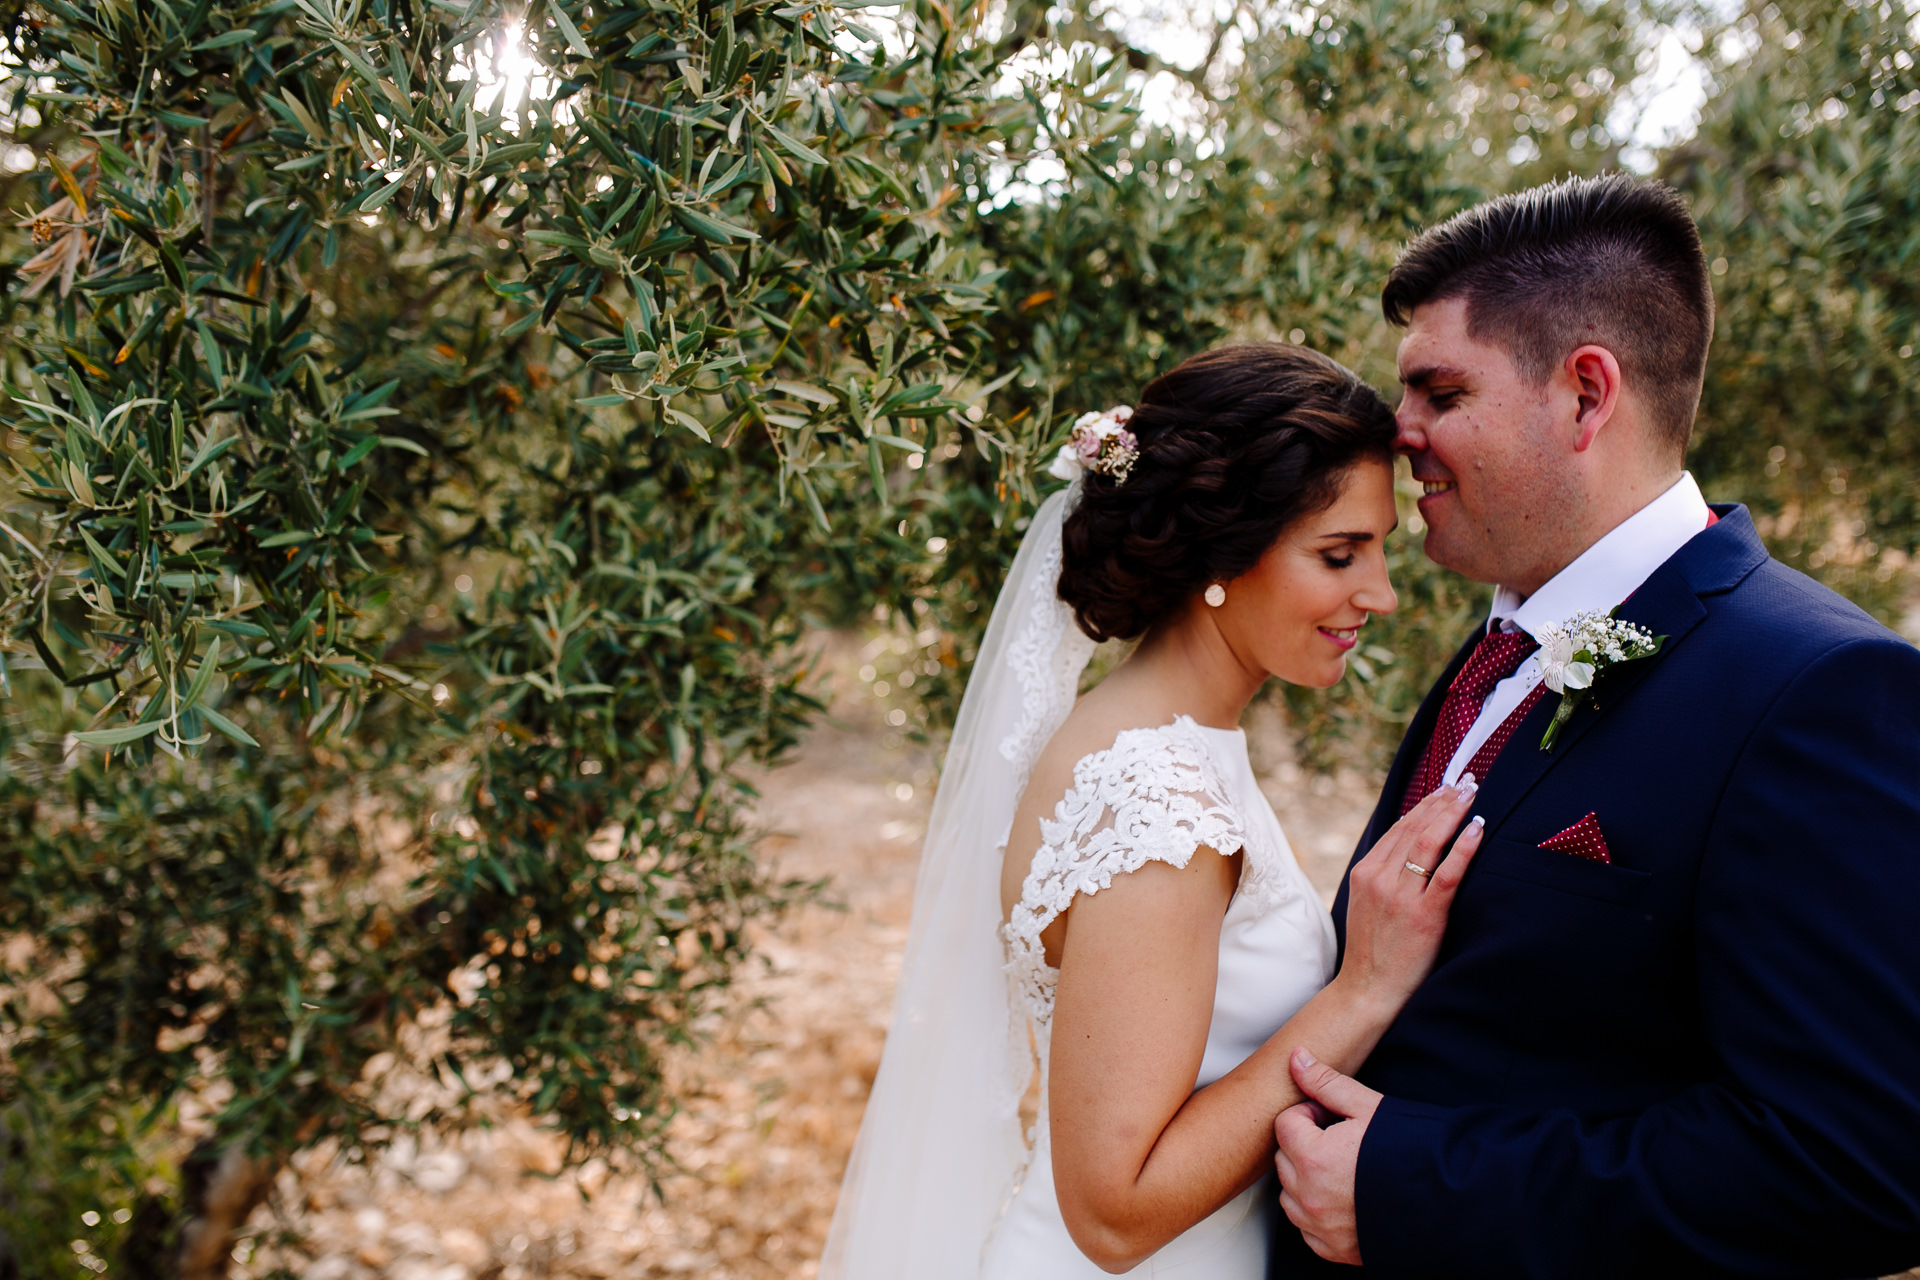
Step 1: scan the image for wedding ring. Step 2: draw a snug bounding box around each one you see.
[1403,859,1432,878]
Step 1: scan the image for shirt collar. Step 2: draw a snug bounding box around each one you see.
[1491,472,1713,639]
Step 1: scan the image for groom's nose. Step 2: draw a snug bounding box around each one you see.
[1392,410,1427,457]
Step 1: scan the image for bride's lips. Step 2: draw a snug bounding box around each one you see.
[1318,626,1360,651]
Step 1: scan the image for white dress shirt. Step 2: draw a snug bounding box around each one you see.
[1439,472,1715,786]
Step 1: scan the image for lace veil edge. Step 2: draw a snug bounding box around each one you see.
[819,483,1094,1280]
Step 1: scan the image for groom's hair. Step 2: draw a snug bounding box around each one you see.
[1381,173,1713,455]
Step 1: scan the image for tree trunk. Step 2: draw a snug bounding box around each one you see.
[173,1142,273,1280]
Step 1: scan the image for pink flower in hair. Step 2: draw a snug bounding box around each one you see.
[1048,406,1140,484]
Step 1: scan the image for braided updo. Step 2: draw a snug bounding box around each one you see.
[1057,343,1397,643]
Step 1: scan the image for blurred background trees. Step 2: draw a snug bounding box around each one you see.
[0,0,1913,1273]
[1675,0,1920,614]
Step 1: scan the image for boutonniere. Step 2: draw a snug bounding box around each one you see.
[1534,609,1666,751]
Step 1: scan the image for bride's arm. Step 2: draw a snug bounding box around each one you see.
[1049,781,1484,1273]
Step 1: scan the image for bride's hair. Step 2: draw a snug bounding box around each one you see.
[1058,342,1396,642]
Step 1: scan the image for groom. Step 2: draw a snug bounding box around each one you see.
[1272,175,1920,1277]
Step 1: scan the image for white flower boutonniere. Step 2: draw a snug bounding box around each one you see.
[1533,608,1666,750]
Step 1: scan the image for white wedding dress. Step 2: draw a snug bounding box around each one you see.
[982,715,1336,1277]
[821,483,1336,1280]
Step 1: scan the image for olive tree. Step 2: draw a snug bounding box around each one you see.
[1669,0,1920,617]
[955,0,1645,761]
[0,0,1122,1271]
[4,0,1915,1273]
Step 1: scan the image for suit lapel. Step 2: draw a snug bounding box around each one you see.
[1356,631,1479,857]
[1337,508,1768,957]
[1467,505,1768,836]
[1336,630,1479,955]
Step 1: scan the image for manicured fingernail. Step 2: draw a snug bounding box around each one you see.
[1469,815,1485,829]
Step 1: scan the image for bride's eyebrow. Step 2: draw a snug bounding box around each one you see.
[1316,531,1375,542]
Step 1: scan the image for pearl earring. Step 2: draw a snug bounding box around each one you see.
[1204,583,1226,608]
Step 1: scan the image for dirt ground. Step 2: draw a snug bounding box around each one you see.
[246,636,1920,1280]
[239,635,1380,1280]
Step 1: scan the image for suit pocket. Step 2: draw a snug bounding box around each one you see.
[1474,834,1653,907]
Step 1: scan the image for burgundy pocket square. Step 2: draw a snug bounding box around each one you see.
[1540,812,1612,865]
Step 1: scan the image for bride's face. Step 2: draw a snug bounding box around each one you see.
[1217,457,1399,688]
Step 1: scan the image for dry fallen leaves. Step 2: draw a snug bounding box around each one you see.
[232,643,1375,1280]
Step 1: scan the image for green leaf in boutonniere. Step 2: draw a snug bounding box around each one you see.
[1534,608,1667,751]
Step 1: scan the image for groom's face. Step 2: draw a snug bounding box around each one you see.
[1393,296,1571,594]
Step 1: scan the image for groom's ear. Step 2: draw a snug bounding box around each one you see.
[1566,345,1623,453]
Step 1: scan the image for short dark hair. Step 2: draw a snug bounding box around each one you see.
[1380,173,1714,454]
[1057,343,1396,643]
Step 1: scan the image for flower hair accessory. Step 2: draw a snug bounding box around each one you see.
[1048,407,1139,484]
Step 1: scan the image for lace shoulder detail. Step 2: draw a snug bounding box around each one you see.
[1001,719,1248,1048]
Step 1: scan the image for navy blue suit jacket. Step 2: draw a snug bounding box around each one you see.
[1285,508,1920,1278]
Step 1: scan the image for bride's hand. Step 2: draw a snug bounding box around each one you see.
[1333,776,1486,1016]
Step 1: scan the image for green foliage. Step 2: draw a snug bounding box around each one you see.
[2,0,1916,1271]
[0,0,1115,1270]
[1669,0,1920,617]
[0,0,1097,747]
[941,0,1645,761]
[0,1078,174,1275]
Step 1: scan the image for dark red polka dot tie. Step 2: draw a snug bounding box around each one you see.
[1400,630,1542,815]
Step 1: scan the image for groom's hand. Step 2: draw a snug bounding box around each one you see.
[1274,1047,1382,1266]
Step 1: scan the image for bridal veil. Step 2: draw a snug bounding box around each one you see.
[819,482,1096,1279]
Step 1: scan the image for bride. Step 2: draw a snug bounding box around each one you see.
[821,343,1485,1277]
